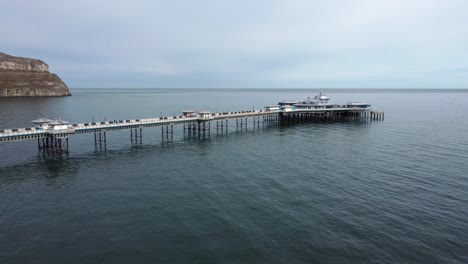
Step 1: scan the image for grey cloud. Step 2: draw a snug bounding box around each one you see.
[1,0,468,88]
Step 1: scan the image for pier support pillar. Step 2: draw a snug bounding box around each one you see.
[94,130,107,145]
[38,135,70,153]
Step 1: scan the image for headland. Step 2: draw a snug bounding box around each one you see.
[0,52,70,97]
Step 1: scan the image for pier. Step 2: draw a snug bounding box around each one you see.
[0,108,384,152]
[0,94,384,153]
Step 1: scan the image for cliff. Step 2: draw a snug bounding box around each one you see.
[0,52,71,97]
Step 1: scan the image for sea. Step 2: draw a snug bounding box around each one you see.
[0,89,467,264]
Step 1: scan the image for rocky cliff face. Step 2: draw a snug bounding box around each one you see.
[0,52,71,97]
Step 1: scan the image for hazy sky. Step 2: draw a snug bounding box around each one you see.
[2,0,468,88]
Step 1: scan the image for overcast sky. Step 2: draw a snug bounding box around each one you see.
[2,0,468,88]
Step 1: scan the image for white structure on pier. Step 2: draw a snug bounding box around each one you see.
[265,105,280,111]
[32,118,54,129]
[48,120,68,129]
[182,110,196,117]
[198,111,213,120]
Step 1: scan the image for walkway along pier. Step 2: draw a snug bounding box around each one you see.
[0,95,384,153]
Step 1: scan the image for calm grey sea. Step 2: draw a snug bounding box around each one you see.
[1,89,468,264]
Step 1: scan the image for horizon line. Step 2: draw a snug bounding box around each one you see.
[69,87,468,90]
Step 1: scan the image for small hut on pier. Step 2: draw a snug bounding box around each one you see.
[182,110,196,117]
[31,118,54,129]
[48,120,71,131]
[198,111,212,120]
